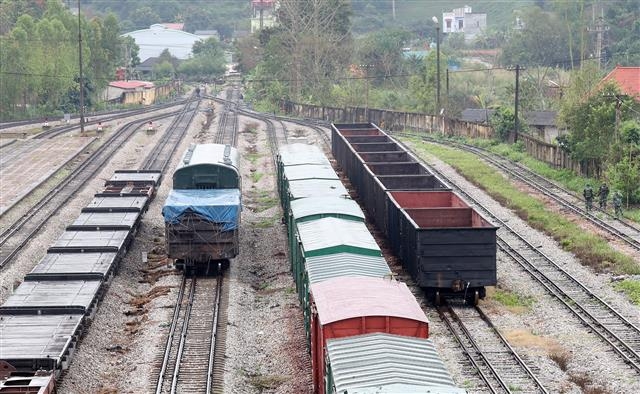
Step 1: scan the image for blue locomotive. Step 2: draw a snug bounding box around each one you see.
[162,144,241,274]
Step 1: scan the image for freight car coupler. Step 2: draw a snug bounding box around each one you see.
[451,279,465,292]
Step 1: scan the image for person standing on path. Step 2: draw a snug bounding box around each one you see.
[583,184,594,212]
[613,190,623,219]
[598,183,609,210]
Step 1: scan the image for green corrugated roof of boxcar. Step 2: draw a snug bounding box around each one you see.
[296,217,380,257]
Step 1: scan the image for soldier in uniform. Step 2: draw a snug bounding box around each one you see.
[612,190,623,219]
[583,184,594,212]
[598,183,609,209]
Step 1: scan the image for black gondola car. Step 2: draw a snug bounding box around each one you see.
[331,123,497,304]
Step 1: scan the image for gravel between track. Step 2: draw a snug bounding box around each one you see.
[3,97,640,394]
[402,138,640,394]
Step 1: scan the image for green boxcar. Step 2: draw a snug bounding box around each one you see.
[280,164,339,207]
[292,217,382,293]
[276,143,331,207]
[287,196,366,272]
[173,144,240,190]
[325,333,467,394]
[283,179,349,215]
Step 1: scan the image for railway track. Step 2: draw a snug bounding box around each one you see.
[0,100,187,137]
[215,88,240,146]
[0,99,200,269]
[438,302,547,394]
[154,274,227,394]
[142,99,200,172]
[403,135,640,251]
[393,138,640,375]
[0,112,175,269]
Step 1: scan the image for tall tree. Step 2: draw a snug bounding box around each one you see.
[500,6,571,68]
[178,37,226,79]
[269,0,353,102]
[357,29,411,82]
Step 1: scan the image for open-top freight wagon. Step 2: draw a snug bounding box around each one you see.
[331,123,497,305]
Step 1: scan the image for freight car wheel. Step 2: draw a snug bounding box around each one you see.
[465,290,479,306]
[434,291,441,306]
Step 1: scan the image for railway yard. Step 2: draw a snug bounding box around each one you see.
[1,87,639,394]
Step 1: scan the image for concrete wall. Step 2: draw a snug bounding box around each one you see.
[281,100,585,174]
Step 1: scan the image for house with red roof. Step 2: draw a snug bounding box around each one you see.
[106,80,156,104]
[601,65,640,101]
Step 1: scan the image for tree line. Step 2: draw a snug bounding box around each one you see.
[236,0,638,201]
[0,1,133,116]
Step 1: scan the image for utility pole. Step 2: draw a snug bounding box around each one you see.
[587,9,608,69]
[77,0,85,134]
[361,64,374,121]
[514,64,520,143]
[432,16,441,116]
[446,68,449,112]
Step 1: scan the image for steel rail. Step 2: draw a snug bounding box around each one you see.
[155,276,188,394]
[391,137,640,375]
[141,98,200,172]
[0,111,178,269]
[206,271,224,393]
[170,277,197,394]
[400,134,640,251]
[437,303,505,393]
[439,301,547,393]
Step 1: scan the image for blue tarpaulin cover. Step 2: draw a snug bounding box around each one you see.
[162,189,241,230]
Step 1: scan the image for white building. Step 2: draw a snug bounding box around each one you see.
[441,6,486,42]
[121,24,203,62]
[251,0,278,33]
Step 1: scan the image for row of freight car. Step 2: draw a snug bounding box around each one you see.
[331,123,498,305]
[0,170,162,392]
[276,143,466,394]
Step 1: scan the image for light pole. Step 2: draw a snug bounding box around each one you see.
[432,16,441,117]
[78,0,85,134]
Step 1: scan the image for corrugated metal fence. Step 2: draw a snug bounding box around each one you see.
[282,100,586,174]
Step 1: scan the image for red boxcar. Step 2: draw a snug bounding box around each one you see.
[309,276,429,394]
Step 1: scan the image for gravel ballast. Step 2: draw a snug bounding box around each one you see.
[3,101,639,394]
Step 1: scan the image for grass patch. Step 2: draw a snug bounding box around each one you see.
[613,280,640,305]
[251,171,264,183]
[248,374,288,390]
[403,137,640,276]
[246,153,261,164]
[253,216,278,229]
[491,288,534,312]
[549,348,572,371]
[243,123,259,134]
[568,373,609,394]
[504,329,552,349]
[253,190,279,212]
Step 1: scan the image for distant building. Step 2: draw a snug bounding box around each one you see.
[160,23,184,31]
[441,6,486,42]
[460,108,562,143]
[194,30,221,41]
[251,0,278,33]
[106,80,155,102]
[135,57,166,78]
[600,65,640,101]
[122,24,203,62]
